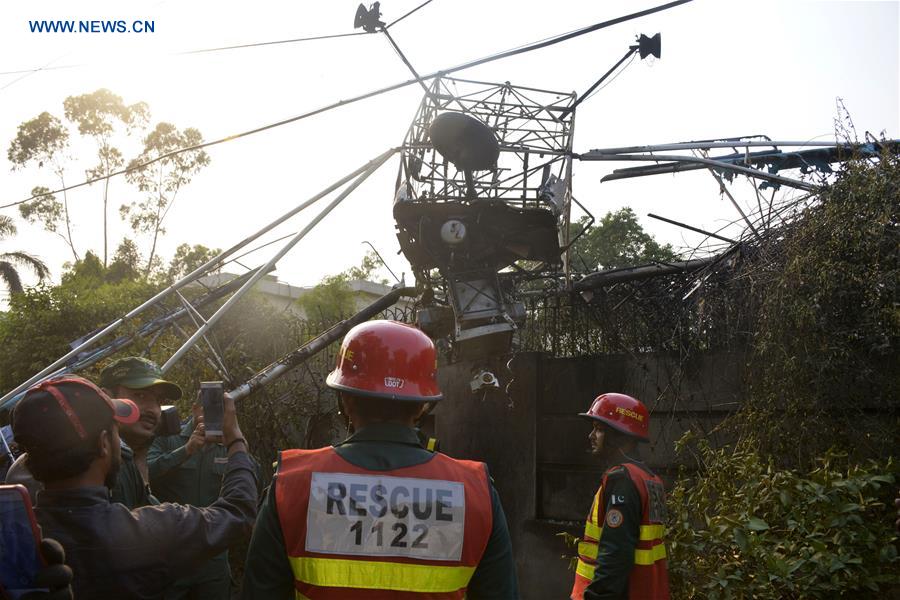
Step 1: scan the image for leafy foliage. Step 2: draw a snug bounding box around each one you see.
[122,123,210,273]
[7,112,69,167]
[163,243,220,283]
[7,90,208,267]
[296,273,359,323]
[63,89,149,265]
[667,433,899,599]
[0,215,50,294]
[741,150,900,465]
[296,251,390,323]
[8,112,78,260]
[0,254,158,397]
[569,207,677,271]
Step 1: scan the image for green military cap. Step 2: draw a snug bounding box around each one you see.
[99,356,183,400]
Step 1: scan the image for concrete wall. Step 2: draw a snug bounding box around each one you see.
[433,351,745,599]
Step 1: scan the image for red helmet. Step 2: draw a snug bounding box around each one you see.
[326,320,442,402]
[579,393,650,442]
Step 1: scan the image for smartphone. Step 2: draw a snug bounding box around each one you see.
[200,381,225,440]
[0,484,44,599]
[157,405,182,437]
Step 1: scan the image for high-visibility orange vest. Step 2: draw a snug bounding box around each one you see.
[571,462,670,600]
[275,447,493,599]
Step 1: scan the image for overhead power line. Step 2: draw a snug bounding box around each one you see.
[0,31,369,77]
[0,0,440,79]
[0,0,693,211]
[178,31,367,56]
[386,0,437,29]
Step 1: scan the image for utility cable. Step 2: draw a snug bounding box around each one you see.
[178,31,367,56]
[0,0,694,211]
[0,32,369,77]
[0,0,438,77]
[584,52,637,102]
[385,0,436,29]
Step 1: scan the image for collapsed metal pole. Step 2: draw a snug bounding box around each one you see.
[587,140,848,154]
[161,148,397,373]
[573,257,718,291]
[0,150,398,407]
[699,155,762,241]
[578,151,817,191]
[647,213,737,244]
[230,286,417,401]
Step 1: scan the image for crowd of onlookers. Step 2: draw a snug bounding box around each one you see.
[2,357,259,599]
[1,321,519,600]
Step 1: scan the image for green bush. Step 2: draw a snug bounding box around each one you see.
[744,150,899,465]
[667,432,899,599]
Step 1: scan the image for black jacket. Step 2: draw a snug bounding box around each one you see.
[34,451,257,599]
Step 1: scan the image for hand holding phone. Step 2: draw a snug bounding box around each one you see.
[200,382,224,442]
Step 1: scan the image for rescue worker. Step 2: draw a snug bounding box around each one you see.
[100,356,183,507]
[149,404,234,600]
[10,375,257,598]
[241,320,518,599]
[571,393,669,600]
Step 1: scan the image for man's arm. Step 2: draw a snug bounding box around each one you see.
[146,449,258,579]
[241,482,296,600]
[584,469,641,600]
[153,393,258,577]
[147,419,205,480]
[465,474,519,600]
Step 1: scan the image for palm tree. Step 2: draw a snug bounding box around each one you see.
[0,215,50,293]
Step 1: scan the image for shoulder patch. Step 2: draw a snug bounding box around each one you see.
[605,508,624,528]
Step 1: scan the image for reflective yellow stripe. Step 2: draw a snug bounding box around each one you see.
[426,438,437,452]
[576,558,596,580]
[639,524,665,541]
[577,540,598,560]
[591,489,602,526]
[578,536,665,570]
[288,556,475,592]
[584,521,602,540]
[634,543,667,566]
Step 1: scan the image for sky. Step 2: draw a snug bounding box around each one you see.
[0,0,897,295]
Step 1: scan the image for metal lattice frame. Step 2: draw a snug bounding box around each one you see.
[398,76,576,209]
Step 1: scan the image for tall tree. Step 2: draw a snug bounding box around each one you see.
[63,89,149,266]
[0,215,50,294]
[106,239,143,283]
[569,207,676,271]
[164,243,220,283]
[296,251,389,323]
[7,112,77,261]
[122,123,210,274]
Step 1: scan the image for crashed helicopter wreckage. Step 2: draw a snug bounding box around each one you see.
[390,73,900,395]
[393,77,578,381]
[3,1,898,465]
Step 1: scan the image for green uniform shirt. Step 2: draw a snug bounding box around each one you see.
[111,442,158,509]
[584,459,649,600]
[148,418,231,598]
[240,422,519,600]
[149,418,230,505]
